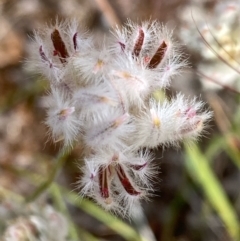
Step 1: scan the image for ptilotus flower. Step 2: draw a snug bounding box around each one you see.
[30,19,212,217]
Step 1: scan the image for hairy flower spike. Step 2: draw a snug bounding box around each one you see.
[30,19,212,217]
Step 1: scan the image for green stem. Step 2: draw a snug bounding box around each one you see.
[50,184,80,241]
[25,147,69,202]
[185,144,240,241]
[0,186,25,203]
[51,185,103,241]
[61,188,148,241]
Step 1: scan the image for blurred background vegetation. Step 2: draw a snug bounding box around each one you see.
[0,0,240,240]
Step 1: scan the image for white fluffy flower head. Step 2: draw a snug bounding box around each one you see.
[30,19,212,217]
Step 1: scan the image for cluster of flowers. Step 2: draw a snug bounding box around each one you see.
[2,199,69,241]
[30,19,211,217]
[178,0,240,91]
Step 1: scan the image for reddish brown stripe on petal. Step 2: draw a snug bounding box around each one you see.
[130,162,147,171]
[39,46,48,62]
[116,165,141,196]
[148,41,167,69]
[51,29,69,63]
[132,28,144,57]
[73,32,78,50]
[98,166,109,198]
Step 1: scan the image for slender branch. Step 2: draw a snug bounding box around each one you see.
[191,11,240,76]
[205,23,240,66]
[94,0,121,27]
[196,70,240,95]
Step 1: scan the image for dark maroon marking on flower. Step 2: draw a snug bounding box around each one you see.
[51,29,69,63]
[116,164,141,196]
[98,166,109,198]
[118,42,125,51]
[148,41,167,69]
[39,46,52,68]
[133,28,144,57]
[130,162,147,171]
[39,46,48,62]
[73,32,78,50]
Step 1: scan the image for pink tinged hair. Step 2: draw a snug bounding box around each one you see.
[77,92,111,106]
[108,78,126,113]
[132,28,145,57]
[180,118,202,135]
[179,107,202,134]
[51,29,69,63]
[57,107,75,121]
[184,107,197,119]
[90,113,129,143]
[148,41,168,69]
